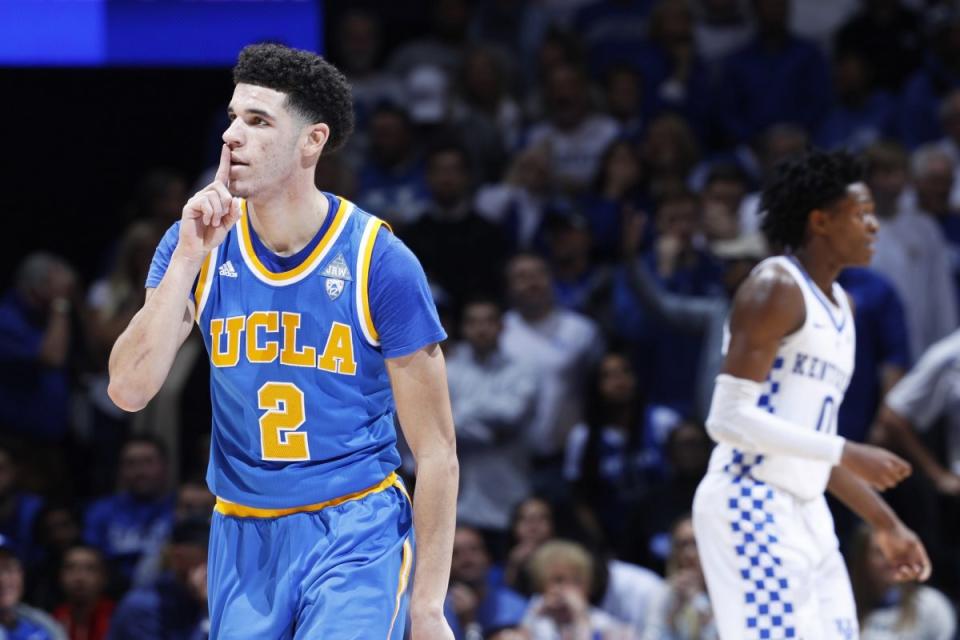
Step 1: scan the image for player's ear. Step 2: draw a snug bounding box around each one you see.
[808,208,830,237]
[304,122,330,157]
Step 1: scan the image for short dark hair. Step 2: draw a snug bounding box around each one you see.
[760,149,863,251]
[233,43,355,153]
[121,434,168,461]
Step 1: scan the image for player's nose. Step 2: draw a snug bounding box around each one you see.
[222,119,243,147]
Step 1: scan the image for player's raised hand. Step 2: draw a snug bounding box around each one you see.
[840,441,912,491]
[177,144,242,265]
[873,522,932,582]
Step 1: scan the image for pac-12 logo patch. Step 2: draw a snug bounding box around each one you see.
[325,278,345,300]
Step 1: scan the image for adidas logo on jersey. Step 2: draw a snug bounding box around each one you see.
[218,261,238,278]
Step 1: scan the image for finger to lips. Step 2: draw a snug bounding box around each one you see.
[215,143,232,187]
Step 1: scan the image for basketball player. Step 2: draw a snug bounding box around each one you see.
[692,150,931,640]
[107,44,457,639]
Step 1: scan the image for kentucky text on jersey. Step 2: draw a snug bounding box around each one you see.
[209,312,357,375]
[790,352,850,393]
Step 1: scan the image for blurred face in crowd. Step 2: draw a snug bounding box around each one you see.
[369,110,413,167]
[176,483,215,522]
[703,177,746,220]
[513,498,554,547]
[598,354,636,407]
[539,560,590,623]
[461,302,502,357]
[507,255,554,319]
[670,518,700,573]
[605,69,641,122]
[548,223,592,276]
[508,146,551,194]
[337,11,380,74]
[223,83,321,199]
[41,508,81,552]
[915,154,954,216]
[60,547,106,606]
[601,141,643,192]
[657,196,700,247]
[702,200,739,242]
[451,527,491,587]
[426,150,471,209]
[464,49,503,107]
[546,66,588,130]
[667,422,712,478]
[120,442,168,500]
[834,52,869,102]
[867,161,908,209]
[0,555,23,613]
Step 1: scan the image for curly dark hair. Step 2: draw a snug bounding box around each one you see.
[760,149,863,251]
[233,43,355,153]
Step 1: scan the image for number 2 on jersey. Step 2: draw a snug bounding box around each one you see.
[258,382,310,461]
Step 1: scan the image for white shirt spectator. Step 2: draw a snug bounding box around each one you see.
[447,343,538,531]
[860,586,957,640]
[871,205,958,360]
[885,328,960,475]
[523,596,637,640]
[602,560,666,635]
[501,309,604,456]
[526,115,620,192]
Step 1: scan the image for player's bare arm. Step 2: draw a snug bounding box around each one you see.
[387,343,458,640]
[712,263,911,489]
[108,144,241,411]
[827,466,931,582]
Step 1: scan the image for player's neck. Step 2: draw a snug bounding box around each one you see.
[247,184,329,257]
[793,247,841,302]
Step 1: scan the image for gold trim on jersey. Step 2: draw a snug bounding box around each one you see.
[387,537,414,640]
[236,197,353,286]
[213,471,406,518]
[193,246,218,319]
[355,218,391,346]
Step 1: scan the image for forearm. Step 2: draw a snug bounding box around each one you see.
[107,250,199,411]
[410,451,459,612]
[878,408,950,483]
[827,466,898,530]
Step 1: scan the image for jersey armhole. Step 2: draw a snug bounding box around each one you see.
[355,218,392,347]
[194,245,219,322]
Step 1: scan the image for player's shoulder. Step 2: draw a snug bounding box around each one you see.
[729,257,804,334]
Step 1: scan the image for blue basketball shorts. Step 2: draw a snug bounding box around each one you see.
[207,473,414,639]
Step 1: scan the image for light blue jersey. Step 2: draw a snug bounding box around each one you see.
[146,192,445,638]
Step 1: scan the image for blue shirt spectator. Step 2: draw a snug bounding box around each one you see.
[84,438,174,589]
[898,53,960,149]
[445,526,528,640]
[837,267,910,443]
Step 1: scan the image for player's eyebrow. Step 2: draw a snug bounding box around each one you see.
[227,106,275,121]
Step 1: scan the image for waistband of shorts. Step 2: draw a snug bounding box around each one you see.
[214,471,410,518]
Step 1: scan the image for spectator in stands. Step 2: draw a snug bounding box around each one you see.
[546,213,612,318]
[106,519,208,640]
[83,437,174,592]
[522,540,636,639]
[909,144,960,306]
[467,0,550,88]
[564,352,651,542]
[0,535,65,639]
[692,0,753,70]
[475,143,556,254]
[575,0,656,75]
[581,138,649,259]
[27,504,83,611]
[500,254,604,494]
[834,0,923,92]
[641,515,717,640]
[898,9,960,149]
[865,142,958,360]
[699,163,748,242]
[525,63,621,194]
[849,525,956,640]
[620,422,712,573]
[602,66,644,144]
[53,545,114,640]
[400,141,509,309]
[388,0,470,78]
[735,123,809,234]
[447,297,537,548]
[639,114,701,202]
[717,0,830,145]
[816,48,897,152]
[354,103,430,226]
[933,90,960,208]
[445,526,529,640]
[0,253,78,449]
[0,444,43,567]
[502,497,555,596]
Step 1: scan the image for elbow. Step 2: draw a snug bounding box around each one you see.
[107,378,150,413]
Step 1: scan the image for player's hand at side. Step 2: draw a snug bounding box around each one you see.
[177,144,242,265]
[873,522,932,582]
[409,607,455,640]
[840,441,911,491]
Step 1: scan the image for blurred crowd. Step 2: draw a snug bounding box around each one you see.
[5,0,960,637]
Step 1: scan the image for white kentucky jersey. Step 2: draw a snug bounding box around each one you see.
[708,255,856,500]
